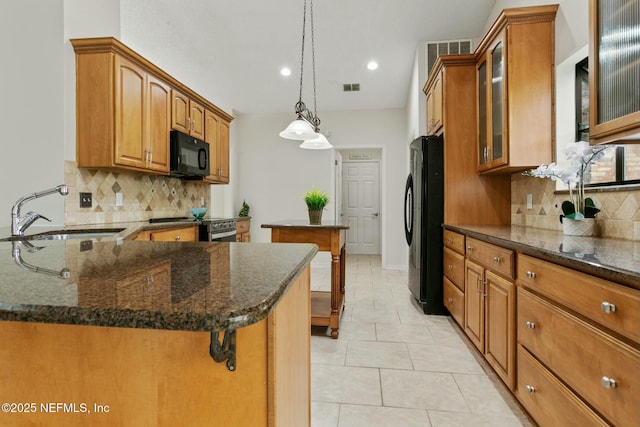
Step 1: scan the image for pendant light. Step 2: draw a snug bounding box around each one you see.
[280,0,332,150]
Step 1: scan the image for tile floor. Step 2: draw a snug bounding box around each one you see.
[309,254,533,427]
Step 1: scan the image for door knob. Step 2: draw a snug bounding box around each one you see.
[372,212,379,217]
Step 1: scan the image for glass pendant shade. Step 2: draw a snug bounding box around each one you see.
[299,132,333,149]
[279,118,317,140]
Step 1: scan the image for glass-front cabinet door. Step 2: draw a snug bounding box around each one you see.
[477,36,507,172]
[477,58,488,168]
[589,0,640,145]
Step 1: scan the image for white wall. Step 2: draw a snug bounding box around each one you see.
[0,0,66,228]
[235,108,408,269]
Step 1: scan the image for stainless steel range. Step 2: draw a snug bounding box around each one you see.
[201,219,237,242]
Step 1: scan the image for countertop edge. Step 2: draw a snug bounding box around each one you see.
[444,224,639,290]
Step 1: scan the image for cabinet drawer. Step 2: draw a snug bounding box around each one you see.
[465,237,514,279]
[236,220,250,234]
[443,230,465,254]
[443,277,464,326]
[516,345,608,427]
[149,226,196,242]
[518,254,640,344]
[518,287,640,427]
[443,247,464,291]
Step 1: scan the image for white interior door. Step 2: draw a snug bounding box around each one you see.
[334,151,343,221]
[342,161,380,254]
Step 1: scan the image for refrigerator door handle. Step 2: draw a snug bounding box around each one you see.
[404,173,414,245]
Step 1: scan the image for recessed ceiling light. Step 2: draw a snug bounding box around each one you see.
[280,67,291,77]
[367,61,378,71]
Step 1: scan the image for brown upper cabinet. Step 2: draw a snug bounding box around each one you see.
[588,0,640,145]
[171,89,205,140]
[71,37,233,181]
[204,110,231,184]
[475,5,558,174]
[425,69,443,135]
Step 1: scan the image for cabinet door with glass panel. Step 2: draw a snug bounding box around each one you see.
[588,0,640,145]
[477,35,506,172]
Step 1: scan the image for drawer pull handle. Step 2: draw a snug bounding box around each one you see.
[448,264,453,270]
[175,236,181,241]
[526,271,536,279]
[467,246,473,252]
[601,302,617,314]
[525,321,536,329]
[447,238,453,244]
[525,384,536,394]
[493,256,501,263]
[601,376,617,389]
[447,297,453,303]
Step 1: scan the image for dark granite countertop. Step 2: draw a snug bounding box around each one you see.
[444,224,640,290]
[261,219,349,229]
[0,237,318,331]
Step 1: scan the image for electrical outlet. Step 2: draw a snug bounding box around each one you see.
[80,192,92,208]
[200,197,205,207]
[526,193,533,210]
[115,192,123,207]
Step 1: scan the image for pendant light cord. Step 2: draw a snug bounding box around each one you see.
[297,0,307,107]
[310,0,318,125]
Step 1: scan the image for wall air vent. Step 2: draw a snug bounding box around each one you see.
[425,39,473,76]
[343,83,360,92]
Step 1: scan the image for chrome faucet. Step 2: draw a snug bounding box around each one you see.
[11,185,69,236]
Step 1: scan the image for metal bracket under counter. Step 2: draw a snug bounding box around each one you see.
[210,329,236,371]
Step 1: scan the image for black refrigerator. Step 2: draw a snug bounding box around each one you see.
[404,135,447,315]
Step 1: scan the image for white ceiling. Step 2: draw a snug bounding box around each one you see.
[121,0,496,115]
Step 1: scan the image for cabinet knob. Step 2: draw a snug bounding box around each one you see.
[601,301,617,314]
[175,236,181,241]
[447,297,453,303]
[447,238,453,244]
[525,384,536,394]
[525,321,536,329]
[467,246,473,252]
[447,264,453,270]
[526,271,536,279]
[146,275,154,285]
[601,376,617,389]
[493,256,501,264]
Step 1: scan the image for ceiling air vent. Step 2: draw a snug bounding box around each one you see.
[426,39,473,75]
[343,83,360,92]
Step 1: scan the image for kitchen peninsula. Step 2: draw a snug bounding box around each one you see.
[0,237,317,427]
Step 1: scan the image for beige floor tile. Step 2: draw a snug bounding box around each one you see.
[409,343,484,374]
[380,369,469,412]
[311,365,382,406]
[311,401,340,427]
[375,322,435,344]
[338,404,431,427]
[332,320,377,341]
[454,373,517,417]
[428,411,526,427]
[350,306,400,323]
[311,335,348,366]
[345,340,413,369]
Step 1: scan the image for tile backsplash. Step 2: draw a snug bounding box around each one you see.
[512,173,640,241]
[64,161,210,225]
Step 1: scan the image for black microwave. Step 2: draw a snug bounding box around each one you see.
[169,130,210,178]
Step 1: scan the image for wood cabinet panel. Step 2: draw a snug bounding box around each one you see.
[518,287,640,427]
[204,109,231,184]
[464,259,484,352]
[443,246,464,291]
[465,237,514,280]
[149,226,197,242]
[443,277,464,326]
[443,230,465,254]
[518,254,640,344]
[516,345,609,427]
[485,270,515,389]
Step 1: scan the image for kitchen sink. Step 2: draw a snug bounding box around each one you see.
[0,228,125,242]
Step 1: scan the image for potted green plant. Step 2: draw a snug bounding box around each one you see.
[304,186,329,225]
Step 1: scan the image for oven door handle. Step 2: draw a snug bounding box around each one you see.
[210,230,237,240]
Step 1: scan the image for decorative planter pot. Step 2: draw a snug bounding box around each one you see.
[308,209,323,225]
[562,217,596,237]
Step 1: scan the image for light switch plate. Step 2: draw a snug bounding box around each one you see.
[115,192,123,207]
[526,193,533,210]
